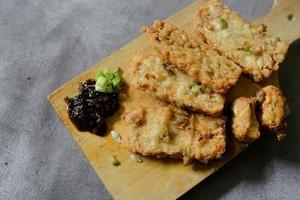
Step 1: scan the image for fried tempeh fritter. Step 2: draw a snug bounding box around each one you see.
[142,20,241,94]
[231,86,286,142]
[120,103,226,164]
[256,85,287,140]
[194,0,288,82]
[129,51,225,115]
[232,97,260,142]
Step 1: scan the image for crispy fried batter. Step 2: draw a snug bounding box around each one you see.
[142,20,241,94]
[129,51,225,115]
[232,97,260,142]
[256,85,287,140]
[231,86,287,141]
[121,102,226,164]
[194,0,288,82]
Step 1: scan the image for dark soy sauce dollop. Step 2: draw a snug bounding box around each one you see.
[65,79,119,136]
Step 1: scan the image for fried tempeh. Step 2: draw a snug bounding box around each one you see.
[231,86,286,142]
[120,102,226,164]
[129,51,225,115]
[194,0,288,82]
[256,85,287,140]
[142,20,241,94]
[231,97,260,142]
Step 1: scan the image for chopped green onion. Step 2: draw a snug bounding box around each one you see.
[219,18,228,29]
[192,80,199,85]
[96,69,113,80]
[166,68,175,76]
[191,84,201,95]
[95,76,113,93]
[244,46,251,51]
[248,47,257,55]
[287,14,295,21]
[243,41,251,51]
[112,73,122,89]
[108,154,120,166]
[248,47,263,56]
[95,68,123,93]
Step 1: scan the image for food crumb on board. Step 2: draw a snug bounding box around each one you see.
[130,154,143,163]
[111,130,122,144]
[287,14,296,21]
[108,154,120,166]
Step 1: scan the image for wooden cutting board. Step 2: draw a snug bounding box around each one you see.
[48,0,300,199]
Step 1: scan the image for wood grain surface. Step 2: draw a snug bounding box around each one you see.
[48,0,300,199]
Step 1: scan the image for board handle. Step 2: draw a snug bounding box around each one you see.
[254,0,300,44]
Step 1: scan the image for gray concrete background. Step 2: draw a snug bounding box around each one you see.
[0,0,299,199]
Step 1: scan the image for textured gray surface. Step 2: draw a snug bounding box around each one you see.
[0,0,299,200]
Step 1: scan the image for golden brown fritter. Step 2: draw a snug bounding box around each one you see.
[194,0,288,82]
[120,102,226,164]
[232,97,260,142]
[129,51,225,115]
[256,85,287,140]
[142,20,241,94]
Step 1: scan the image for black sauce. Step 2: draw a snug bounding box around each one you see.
[65,79,119,136]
